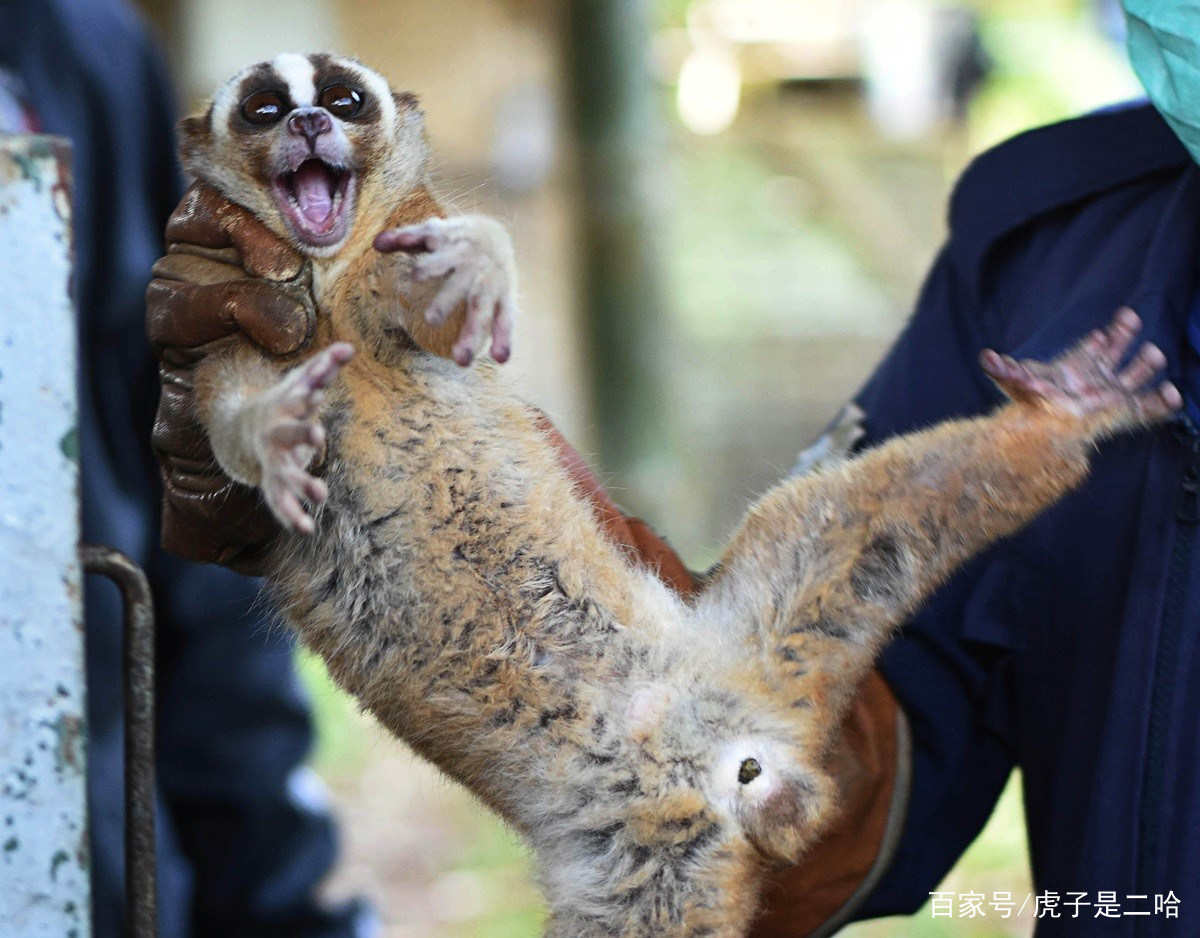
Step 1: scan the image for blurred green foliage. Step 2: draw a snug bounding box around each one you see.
[969,7,1140,154]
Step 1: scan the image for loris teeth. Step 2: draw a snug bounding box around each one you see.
[270,160,353,243]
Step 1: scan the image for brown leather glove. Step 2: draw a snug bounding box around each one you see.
[148,185,315,574]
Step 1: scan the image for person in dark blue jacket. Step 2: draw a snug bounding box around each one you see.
[0,1,369,935]
[847,100,1199,933]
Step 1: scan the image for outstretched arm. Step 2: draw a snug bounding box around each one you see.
[332,186,518,367]
[194,342,354,535]
[374,212,517,366]
[699,309,1178,740]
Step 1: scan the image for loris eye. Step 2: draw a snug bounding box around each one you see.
[737,758,762,784]
[319,84,363,119]
[241,91,285,125]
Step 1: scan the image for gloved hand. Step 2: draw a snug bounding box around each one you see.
[147,184,496,570]
[147,184,316,574]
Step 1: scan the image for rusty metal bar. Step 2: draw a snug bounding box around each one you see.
[81,546,157,938]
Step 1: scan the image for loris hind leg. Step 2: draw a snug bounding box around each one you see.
[701,309,1179,744]
[196,341,355,535]
[376,214,517,365]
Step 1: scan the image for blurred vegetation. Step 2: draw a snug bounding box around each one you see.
[967,2,1139,155]
[300,651,548,936]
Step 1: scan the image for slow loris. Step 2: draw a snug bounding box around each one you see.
[175,52,1181,937]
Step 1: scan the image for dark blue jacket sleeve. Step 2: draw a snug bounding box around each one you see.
[852,248,1026,918]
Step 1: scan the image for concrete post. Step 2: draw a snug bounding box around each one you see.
[0,135,91,937]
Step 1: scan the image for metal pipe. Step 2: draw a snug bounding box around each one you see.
[81,547,156,938]
[0,134,158,938]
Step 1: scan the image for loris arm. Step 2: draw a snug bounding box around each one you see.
[698,309,1177,746]
[341,188,518,367]
[194,341,354,535]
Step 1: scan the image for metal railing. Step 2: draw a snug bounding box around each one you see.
[81,547,157,938]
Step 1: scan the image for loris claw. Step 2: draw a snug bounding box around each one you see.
[980,307,1181,428]
[375,215,517,364]
[253,342,354,535]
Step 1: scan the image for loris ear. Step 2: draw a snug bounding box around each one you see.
[177,110,213,179]
[393,91,420,112]
[393,92,427,137]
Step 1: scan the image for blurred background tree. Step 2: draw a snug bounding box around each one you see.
[134,1,1140,934]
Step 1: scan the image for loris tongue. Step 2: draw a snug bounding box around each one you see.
[291,161,336,226]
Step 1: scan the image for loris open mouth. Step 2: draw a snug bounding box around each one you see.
[271,158,356,249]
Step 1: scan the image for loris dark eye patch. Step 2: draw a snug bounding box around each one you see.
[738,758,761,784]
[319,84,363,119]
[242,91,286,125]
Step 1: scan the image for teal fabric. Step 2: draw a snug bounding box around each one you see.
[1121,3,1200,427]
[1125,0,1200,163]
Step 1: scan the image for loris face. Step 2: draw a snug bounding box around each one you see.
[180,52,427,256]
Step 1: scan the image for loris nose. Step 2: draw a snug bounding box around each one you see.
[288,108,333,147]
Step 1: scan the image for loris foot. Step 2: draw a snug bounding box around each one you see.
[255,342,355,535]
[980,308,1181,432]
[375,215,517,366]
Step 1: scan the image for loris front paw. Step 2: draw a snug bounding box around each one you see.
[254,342,354,535]
[375,215,517,366]
[980,308,1181,431]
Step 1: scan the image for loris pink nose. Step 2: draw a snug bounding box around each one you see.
[288,108,332,147]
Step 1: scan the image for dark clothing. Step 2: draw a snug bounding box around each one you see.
[855,102,1198,933]
[0,2,363,935]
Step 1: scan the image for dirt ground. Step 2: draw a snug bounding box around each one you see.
[317,707,545,937]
